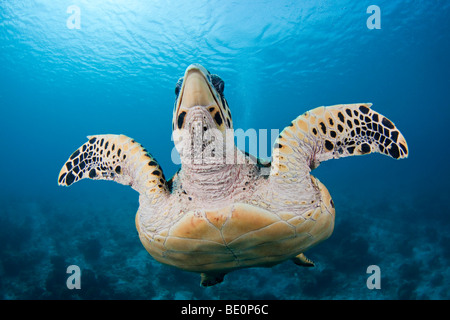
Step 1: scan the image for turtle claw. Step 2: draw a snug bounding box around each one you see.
[200,272,226,287]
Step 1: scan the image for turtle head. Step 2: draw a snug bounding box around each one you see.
[172,64,234,166]
[172,64,233,134]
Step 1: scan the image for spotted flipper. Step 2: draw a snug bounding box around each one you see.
[291,253,315,267]
[271,103,409,179]
[200,272,226,287]
[58,134,168,201]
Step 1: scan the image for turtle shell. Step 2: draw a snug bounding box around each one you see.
[137,176,335,274]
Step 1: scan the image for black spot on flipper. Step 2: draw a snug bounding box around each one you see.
[382,117,395,129]
[384,138,392,148]
[70,149,80,160]
[354,119,360,126]
[377,124,384,134]
[112,144,115,151]
[105,141,109,149]
[347,120,353,129]
[337,112,345,123]
[319,122,327,134]
[325,140,334,151]
[361,143,371,154]
[227,118,231,127]
[330,130,337,138]
[312,128,318,135]
[107,151,110,157]
[65,162,73,171]
[274,143,282,149]
[82,145,87,152]
[89,137,97,144]
[79,161,86,170]
[388,143,400,159]
[100,138,104,147]
[152,170,161,176]
[337,124,344,133]
[345,109,352,117]
[66,172,76,186]
[208,107,215,112]
[115,166,121,174]
[374,132,381,140]
[359,105,370,114]
[89,169,97,178]
[347,146,355,154]
[372,123,377,132]
[59,172,67,184]
[328,118,334,126]
[73,157,79,166]
[214,112,223,126]
[177,111,186,129]
[390,130,399,142]
[372,113,379,122]
[353,110,359,117]
[118,149,121,157]
[400,143,407,154]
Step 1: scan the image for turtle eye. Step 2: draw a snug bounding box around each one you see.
[211,75,225,95]
[175,77,183,97]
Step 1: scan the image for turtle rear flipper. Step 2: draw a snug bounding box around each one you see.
[58,134,168,202]
[200,272,226,287]
[270,103,409,178]
[291,253,315,267]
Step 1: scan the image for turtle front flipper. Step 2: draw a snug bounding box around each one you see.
[271,103,409,178]
[58,134,168,201]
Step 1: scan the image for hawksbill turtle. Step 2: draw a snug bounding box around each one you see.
[58,64,408,286]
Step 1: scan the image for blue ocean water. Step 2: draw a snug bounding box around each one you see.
[1,0,449,300]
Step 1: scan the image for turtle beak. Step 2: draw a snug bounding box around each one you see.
[173,64,227,132]
[179,64,216,109]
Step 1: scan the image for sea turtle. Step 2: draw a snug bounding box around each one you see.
[58,64,408,286]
